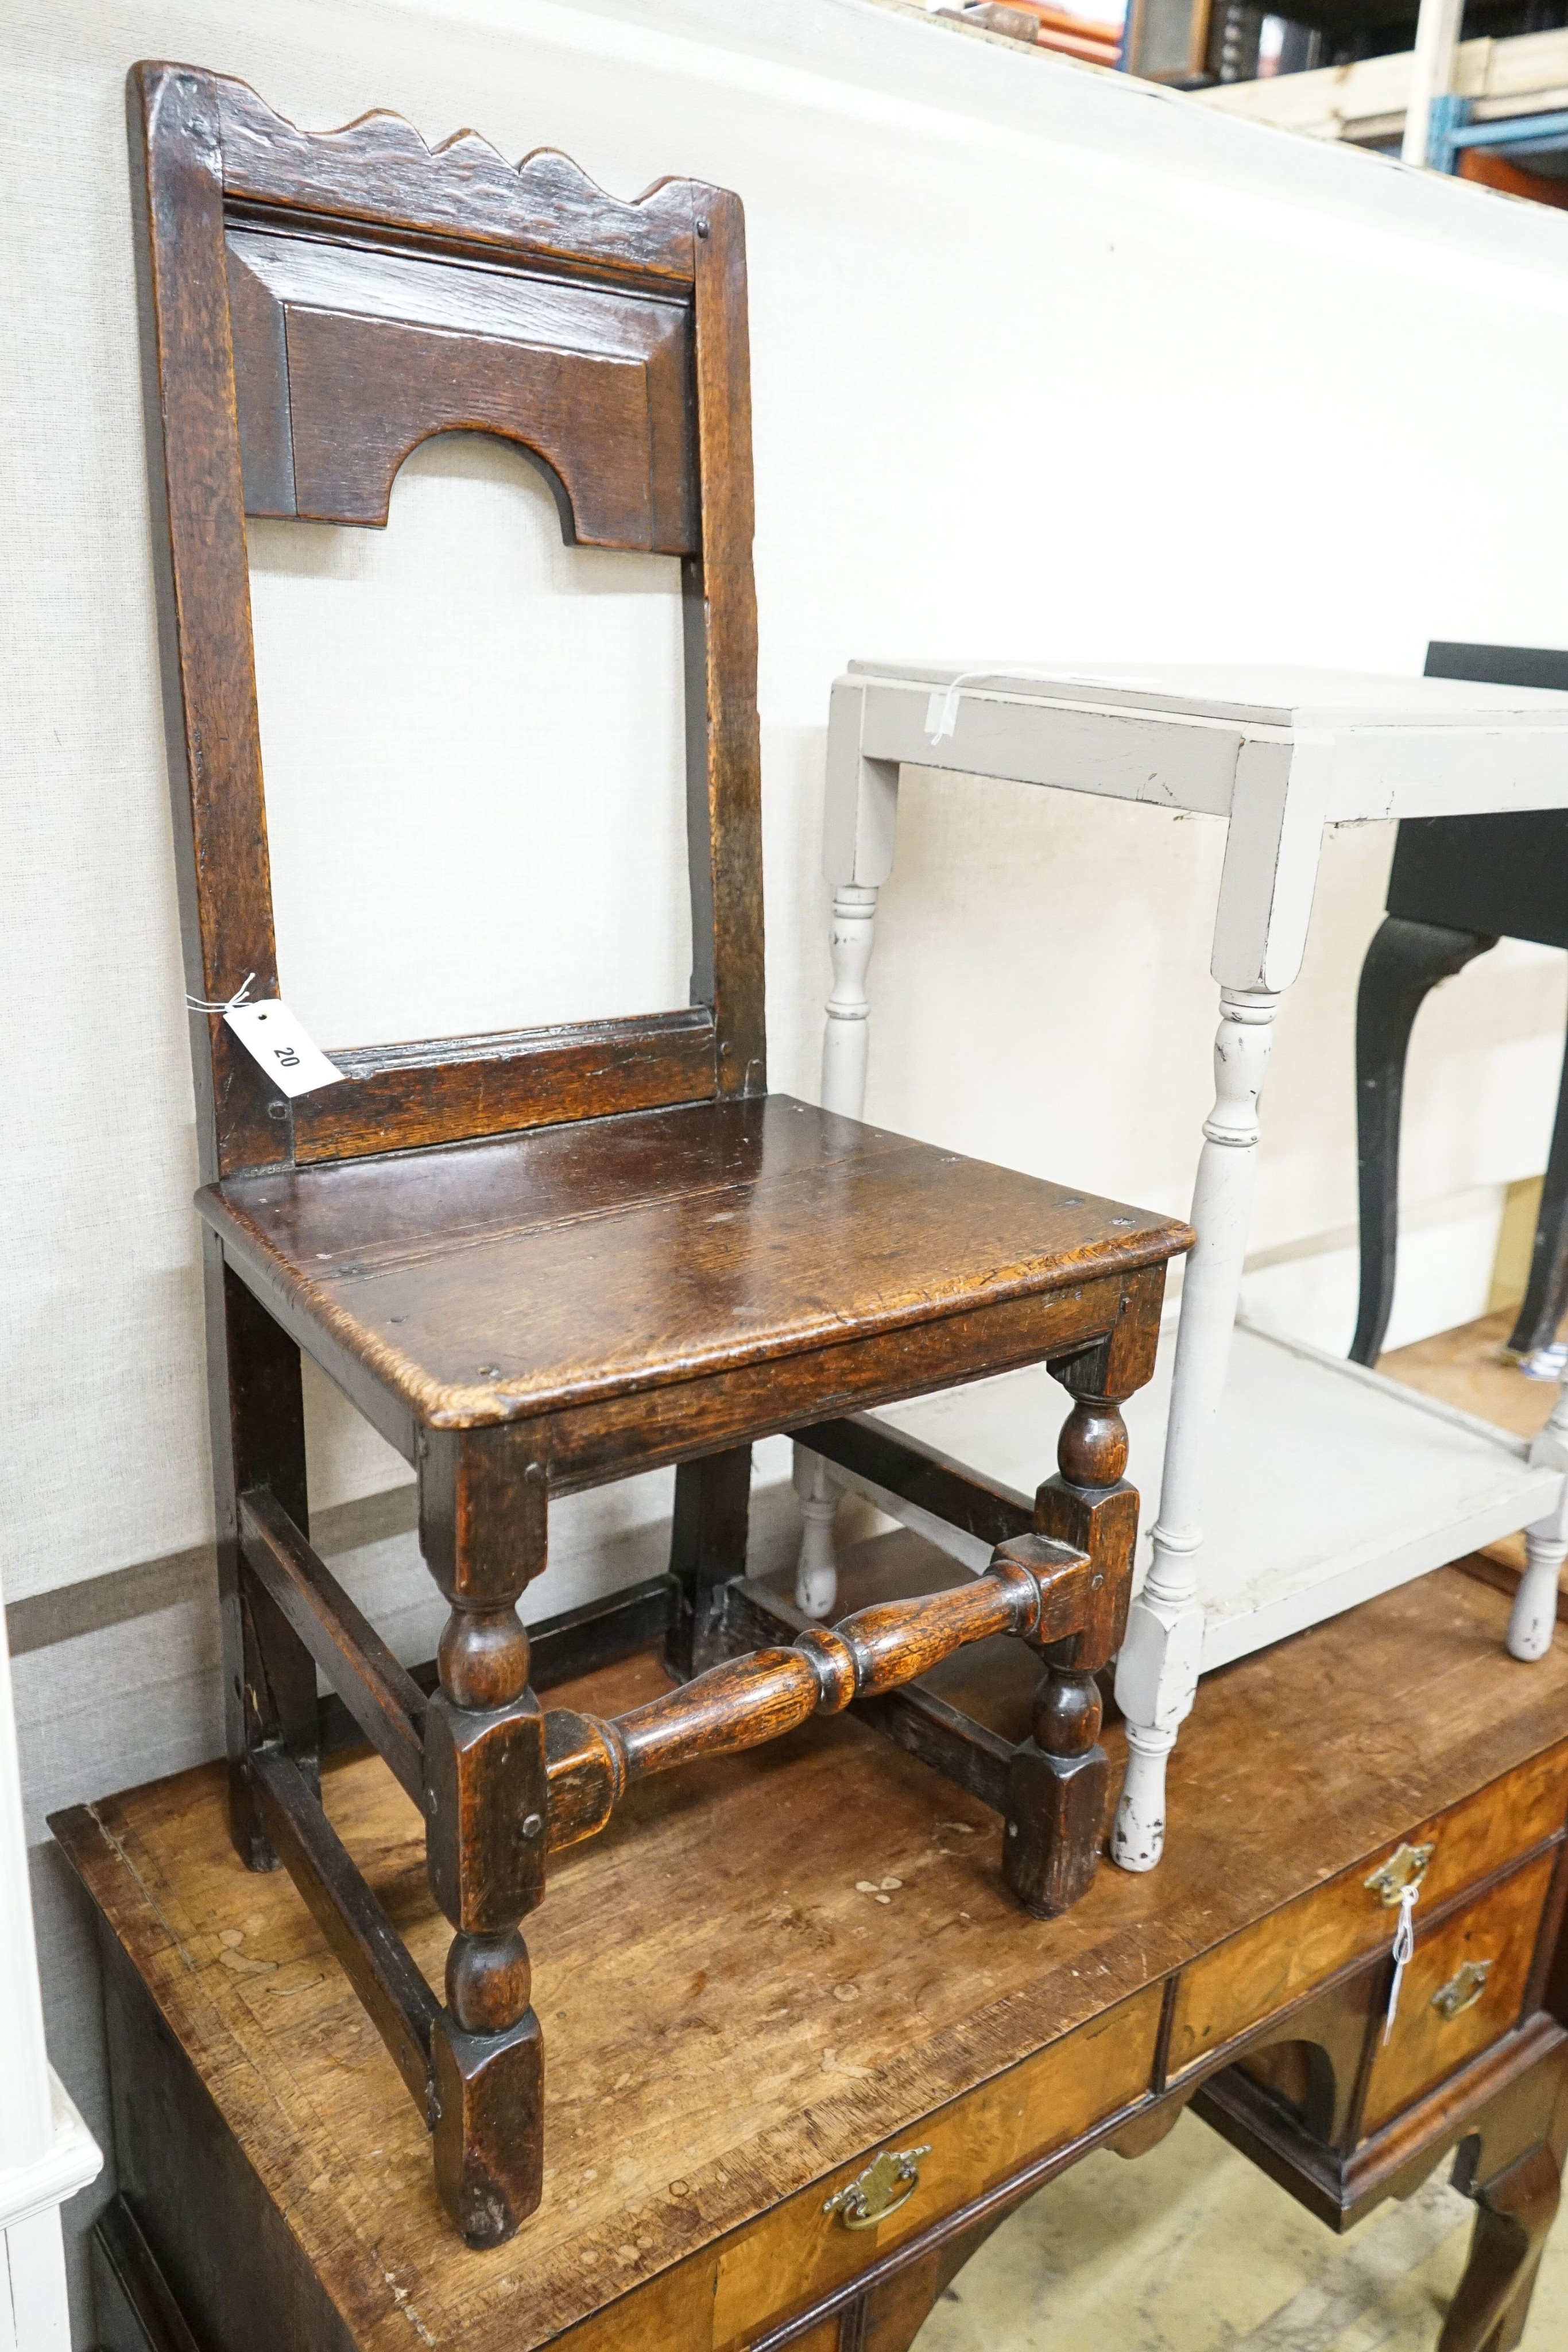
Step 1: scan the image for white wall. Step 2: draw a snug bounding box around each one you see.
[10,0,1568,1607]
[7,1,1568,2335]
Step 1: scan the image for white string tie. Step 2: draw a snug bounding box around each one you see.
[923,671,994,746]
[187,972,256,1015]
[1382,1881,1420,2044]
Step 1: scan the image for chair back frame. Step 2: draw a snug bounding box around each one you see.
[131,61,766,1185]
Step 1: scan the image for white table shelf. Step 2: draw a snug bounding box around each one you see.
[858,1324,1559,1673]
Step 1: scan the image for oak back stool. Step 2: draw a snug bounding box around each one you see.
[131,64,1190,2246]
[1353,640,1568,1373]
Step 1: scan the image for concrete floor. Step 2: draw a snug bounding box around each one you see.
[912,2107,1568,2349]
[916,1314,1568,2349]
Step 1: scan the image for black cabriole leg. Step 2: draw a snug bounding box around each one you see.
[1507,1029,1568,1359]
[1352,916,1496,1365]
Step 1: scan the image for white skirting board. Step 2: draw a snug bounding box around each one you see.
[842,1321,1559,1671]
[0,2072,100,2352]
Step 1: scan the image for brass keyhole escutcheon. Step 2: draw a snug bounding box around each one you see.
[822,2145,932,2230]
[1365,1842,1435,1908]
[1433,1958,1493,2021]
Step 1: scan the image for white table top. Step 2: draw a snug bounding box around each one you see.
[829,659,1568,987]
[846,661,1568,734]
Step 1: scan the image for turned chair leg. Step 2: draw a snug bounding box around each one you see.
[1442,2136,1565,2352]
[419,1436,548,2246]
[667,1446,753,1677]
[1006,1353,1141,1916]
[1351,915,1497,1367]
[1005,1657,1106,1918]
[795,1447,839,1619]
[207,1241,318,1873]
[1507,1026,1568,1361]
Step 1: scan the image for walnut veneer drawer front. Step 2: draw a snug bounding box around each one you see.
[710,1984,1163,2350]
[1167,1745,1568,2080]
[1360,1848,1559,2133]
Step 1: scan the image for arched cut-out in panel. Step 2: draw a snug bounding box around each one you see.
[226,227,696,550]
[249,433,690,1051]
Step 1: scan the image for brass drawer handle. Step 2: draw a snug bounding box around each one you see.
[1433,1959,1493,2021]
[1365,1842,1434,1907]
[823,2145,931,2230]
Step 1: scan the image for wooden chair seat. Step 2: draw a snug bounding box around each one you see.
[131,61,1188,2249]
[204,1094,1176,1449]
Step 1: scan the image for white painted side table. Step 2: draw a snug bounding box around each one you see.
[803,661,1568,1874]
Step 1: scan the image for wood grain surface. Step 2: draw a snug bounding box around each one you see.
[291,1012,719,1165]
[200,1094,1189,1432]
[239,1488,427,1803]
[1166,1743,1568,2081]
[539,1539,1075,1846]
[53,1567,1568,2352]
[227,227,698,546]
[130,64,286,1181]
[1360,1851,1559,2134]
[214,75,699,283]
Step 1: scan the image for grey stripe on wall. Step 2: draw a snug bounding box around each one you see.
[6,1482,419,1658]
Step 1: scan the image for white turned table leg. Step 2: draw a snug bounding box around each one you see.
[1515,1380,1568,1659]
[795,1448,840,1618]
[795,881,882,1615]
[1511,1531,1565,1661]
[1112,987,1280,1872]
[820,883,878,1122]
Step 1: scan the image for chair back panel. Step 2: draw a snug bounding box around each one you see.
[131,63,764,1182]
[1386,643,1568,951]
[226,230,698,548]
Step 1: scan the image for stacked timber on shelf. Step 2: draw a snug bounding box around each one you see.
[873,0,1125,71]
[978,0,1125,66]
[1194,24,1568,151]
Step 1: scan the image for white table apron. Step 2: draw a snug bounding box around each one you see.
[799,662,1568,1874]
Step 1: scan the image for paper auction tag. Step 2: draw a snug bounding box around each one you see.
[224,1000,343,1097]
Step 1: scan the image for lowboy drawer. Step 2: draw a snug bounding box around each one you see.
[1167,1743,1568,2080]
[710,1983,1163,2349]
[1361,1847,1559,2133]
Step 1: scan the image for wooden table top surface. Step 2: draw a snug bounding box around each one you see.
[54,1565,1568,2352]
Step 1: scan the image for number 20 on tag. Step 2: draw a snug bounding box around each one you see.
[223,1001,343,1098]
